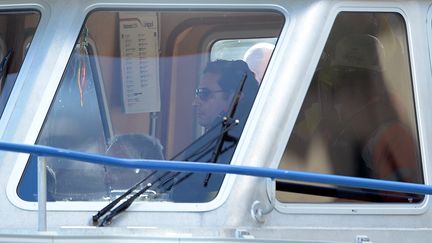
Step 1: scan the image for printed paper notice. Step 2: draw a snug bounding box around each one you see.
[119,12,160,113]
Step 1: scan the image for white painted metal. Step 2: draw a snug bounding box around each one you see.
[37,156,47,232]
[0,0,430,242]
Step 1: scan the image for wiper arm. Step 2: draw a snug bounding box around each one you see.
[157,171,193,193]
[204,73,247,186]
[170,120,222,160]
[0,48,13,89]
[92,170,157,224]
[98,171,171,226]
[94,73,246,225]
[182,118,239,162]
[93,120,237,226]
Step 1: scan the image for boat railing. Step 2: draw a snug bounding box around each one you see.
[0,140,431,231]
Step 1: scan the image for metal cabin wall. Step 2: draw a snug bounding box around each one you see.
[0,1,430,243]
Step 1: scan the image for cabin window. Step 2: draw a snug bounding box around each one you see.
[277,12,423,203]
[17,10,284,202]
[0,11,40,117]
[211,38,277,82]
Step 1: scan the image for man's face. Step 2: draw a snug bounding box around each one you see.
[193,72,231,129]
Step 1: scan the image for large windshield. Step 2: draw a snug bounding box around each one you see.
[18,10,284,202]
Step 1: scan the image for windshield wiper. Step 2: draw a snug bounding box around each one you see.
[92,170,158,225]
[182,118,239,162]
[92,121,239,226]
[93,75,247,226]
[0,48,13,89]
[170,120,222,161]
[203,73,247,187]
[97,171,171,226]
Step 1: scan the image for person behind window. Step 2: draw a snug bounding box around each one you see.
[105,133,164,193]
[320,34,422,201]
[193,59,259,131]
[328,69,421,183]
[243,42,275,83]
[46,133,163,201]
[171,59,259,202]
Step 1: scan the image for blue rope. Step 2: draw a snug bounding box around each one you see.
[0,140,430,195]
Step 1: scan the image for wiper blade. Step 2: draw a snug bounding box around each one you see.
[204,73,247,186]
[93,120,238,226]
[98,183,153,226]
[169,120,222,160]
[158,172,193,192]
[182,118,239,162]
[92,170,157,224]
[98,171,171,227]
[0,48,13,89]
[93,73,247,225]
[165,172,193,191]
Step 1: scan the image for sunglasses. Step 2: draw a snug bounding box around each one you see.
[195,88,225,101]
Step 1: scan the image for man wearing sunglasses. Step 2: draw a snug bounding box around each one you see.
[169,60,259,203]
[193,59,259,131]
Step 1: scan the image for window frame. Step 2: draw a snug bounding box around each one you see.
[6,3,288,212]
[0,6,43,134]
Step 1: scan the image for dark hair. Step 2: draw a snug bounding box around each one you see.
[203,59,259,102]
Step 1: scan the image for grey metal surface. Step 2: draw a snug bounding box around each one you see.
[0,0,430,242]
